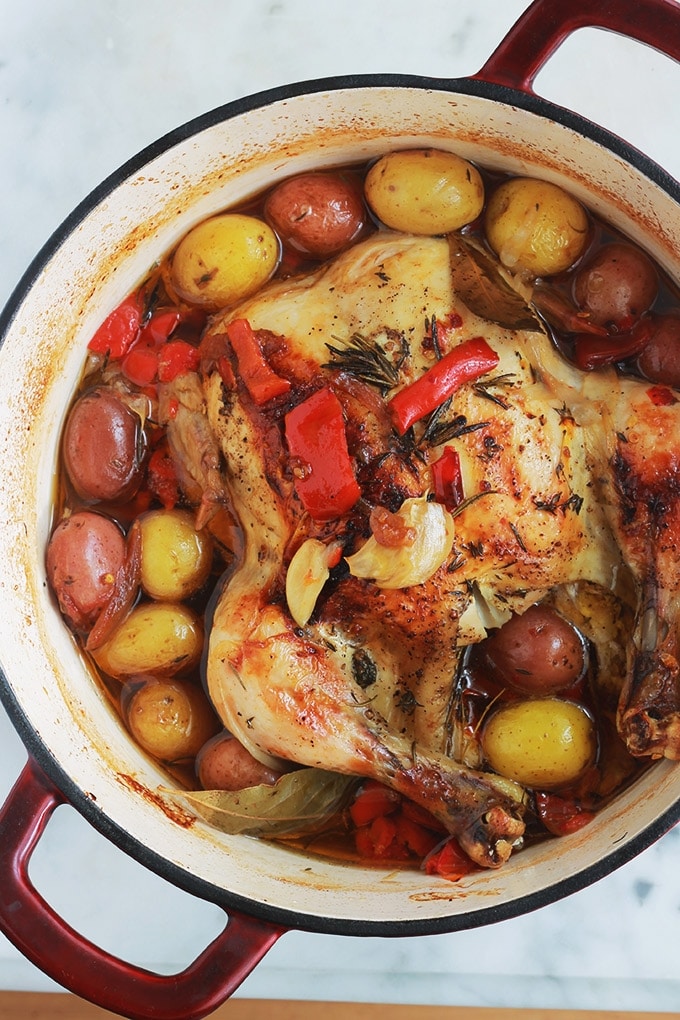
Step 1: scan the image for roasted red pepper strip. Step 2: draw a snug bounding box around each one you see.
[87,292,143,359]
[388,336,499,434]
[227,317,291,405]
[285,386,361,521]
[572,315,654,371]
[431,446,464,510]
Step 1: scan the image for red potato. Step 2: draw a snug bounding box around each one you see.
[63,387,146,502]
[264,172,366,258]
[572,242,658,329]
[480,603,588,695]
[196,732,285,791]
[46,511,126,631]
[636,312,680,387]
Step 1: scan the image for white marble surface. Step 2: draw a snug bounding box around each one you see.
[3,0,680,1013]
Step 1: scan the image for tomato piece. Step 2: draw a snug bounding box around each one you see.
[87,292,143,359]
[285,387,361,521]
[388,336,499,435]
[227,318,291,404]
[535,791,596,836]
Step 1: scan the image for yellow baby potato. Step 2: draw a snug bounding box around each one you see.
[125,678,220,762]
[364,148,484,235]
[93,602,203,678]
[484,177,589,276]
[481,698,596,790]
[139,509,212,601]
[170,213,279,308]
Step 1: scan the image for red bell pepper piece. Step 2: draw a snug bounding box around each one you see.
[139,308,180,346]
[146,443,179,509]
[431,446,464,510]
[349,781,400,827]
[227,318,291,405]
[423,838,476,881]
[388,336,499,435]
[394,813,442,858]
[87,292,143,359]
[535,791,595,836]
[121,344,159,387]
[284,387,361,521]
[157,340,201,382]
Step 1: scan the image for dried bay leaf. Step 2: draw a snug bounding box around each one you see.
[448,235,541,332]
[175,767,357,838]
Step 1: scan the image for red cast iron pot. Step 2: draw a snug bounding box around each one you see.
[2,1,680,1017]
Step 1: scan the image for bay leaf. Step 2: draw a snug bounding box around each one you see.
[175,767,357,838]
[448,235,541,332]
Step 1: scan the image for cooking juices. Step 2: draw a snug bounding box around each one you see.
[46,149,678,876]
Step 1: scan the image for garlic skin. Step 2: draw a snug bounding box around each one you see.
[286,538,342,627]
[346,497,455,589]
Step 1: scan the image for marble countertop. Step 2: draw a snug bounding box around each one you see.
[2,0,680,1013]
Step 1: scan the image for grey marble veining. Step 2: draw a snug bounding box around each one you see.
[2,0,680,1011]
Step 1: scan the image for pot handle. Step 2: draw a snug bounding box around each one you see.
[476,0,680,92]
[0,758,285,1020]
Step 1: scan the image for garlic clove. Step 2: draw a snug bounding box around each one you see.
[286,538,342,627]
[346,497,455,589]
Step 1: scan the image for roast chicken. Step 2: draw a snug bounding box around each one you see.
[166,232,680,868]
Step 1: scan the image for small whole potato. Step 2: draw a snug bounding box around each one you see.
[481,603,588,694]
[485,177,589,276]
[264,172,366,257]
[138,508,212,601]
[637,312,680,387]
[481,698,596,790]
[46,511,126,631]
[572,241,658,328]
[364,148,484,235]
[170,213,279,309]
[124,677,220,762]
[93,601,203,678]
[196,732,284,791]
[63,387,146,503]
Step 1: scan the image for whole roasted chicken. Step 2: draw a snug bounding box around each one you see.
[178,232,680,868]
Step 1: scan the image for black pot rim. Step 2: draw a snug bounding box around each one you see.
[2,69,680,939]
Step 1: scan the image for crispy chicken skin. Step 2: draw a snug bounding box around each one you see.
[192,232,680,867]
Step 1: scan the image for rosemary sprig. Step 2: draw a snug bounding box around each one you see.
[472,372,517,409]
[323,331,407,394]
[422,412,491,448]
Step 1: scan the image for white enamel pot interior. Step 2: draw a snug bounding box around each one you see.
[3,30,680,954]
